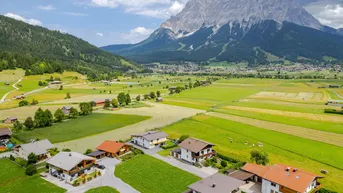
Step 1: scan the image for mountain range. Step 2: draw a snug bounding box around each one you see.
[102,0,343,65]
[0,15,138,79]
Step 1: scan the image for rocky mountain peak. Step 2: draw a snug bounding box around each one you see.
[161,0,322,36]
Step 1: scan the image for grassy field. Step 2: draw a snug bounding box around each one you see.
[0,69,25,98]
[15,113,150,143]
[85,186,119,193]
[162,115,343,191]
[215,108,343,134]
[115,155,200,193]
[0,159,65,193]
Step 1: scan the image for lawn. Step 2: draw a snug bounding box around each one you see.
[85,186,120,193]
[162,115,343,191]
[115,155,200,193]
[15,113,150,143]
[0,159,65,193]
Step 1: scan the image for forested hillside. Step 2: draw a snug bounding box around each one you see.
[0,15,138,80]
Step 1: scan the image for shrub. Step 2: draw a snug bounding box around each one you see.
[10,154,15,161]
[62,148,71,152]
[85,149,92,155]
[25,165,37,176]
[179,135,189,143]
[217,153,240,163]
[324,109,342,115]
[19,100,29,107]
[221,160,228,168]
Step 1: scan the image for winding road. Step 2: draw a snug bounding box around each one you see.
[0,77,23,103]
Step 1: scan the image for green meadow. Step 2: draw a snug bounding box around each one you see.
[115,155,200,193]
[0,159,65,193]
[15,113,150,143]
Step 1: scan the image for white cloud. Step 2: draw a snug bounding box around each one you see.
[305,0,343,28]
[121,27,154,43]
[4,13,42,26]
[96,32,104,36]
[62,12,89,17]
[38,5,56,11]
[77,0,187,19]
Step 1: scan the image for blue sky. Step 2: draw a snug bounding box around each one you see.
[1,0,343,47]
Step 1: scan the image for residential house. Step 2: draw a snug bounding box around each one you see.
[171,137,216,164]
[92,99,110,106]
[186,173,244,193]
[3,117,18,124]
[88,140,130,159]
[326,100,343,107]
[131,131,168,149]
[47,152,96,184]
[62,106,72,115]
[241,163,323,193]
[14,95,25,100]
[13,139,54,161]
[156,97,163,102]
[0,127,12,143]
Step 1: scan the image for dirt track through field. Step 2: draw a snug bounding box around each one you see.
[239,99,330,109]
[224,106,343,123]
[206,112,343,147]
[55,102,205,152]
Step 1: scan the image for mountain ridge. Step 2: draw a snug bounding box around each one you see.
[0,15,139,79]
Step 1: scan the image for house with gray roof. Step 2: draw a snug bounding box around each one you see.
[186,173,244,193]
[47,152,96,184]
[171,137,216,164]
[131,131,168,149]
[13,139,54,161]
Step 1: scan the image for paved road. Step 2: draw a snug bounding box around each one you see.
[0,152,14,159]
[56,102,205,153]
[0,77,23,103]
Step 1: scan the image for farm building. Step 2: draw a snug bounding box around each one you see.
[62,106,72,115]
[50,81,62,85]
[14,95,25,100]
[241,163,323,193]
[13,139,55,161]
[88,140,130,159]
[328,85,340,88]
[3,117,18,124]
[326,100,343,107]
[131,131,168,149]
[186,173,244,193]
[156,97,163,102]
[0,127,12,143]
[171,137,216,164]
[92,99,111,106]
[47,152,96,184]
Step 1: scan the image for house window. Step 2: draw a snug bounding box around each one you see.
[201,150,204,154]
[271,182,276,187]
[187,150,188,152]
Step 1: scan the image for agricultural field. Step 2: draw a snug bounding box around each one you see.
[0,159,65,193]
[0,69,25,99]
[15,113,150,143]
[156,78,343,192]
[162,115,343,191]
[85,186,120,193]
[115,155,200,193]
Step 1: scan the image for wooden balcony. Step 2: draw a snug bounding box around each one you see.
[192,150,216,159]
[69,163,94,174]
[308,183,322,193]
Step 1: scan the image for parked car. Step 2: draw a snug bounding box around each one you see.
[97,165,105,169]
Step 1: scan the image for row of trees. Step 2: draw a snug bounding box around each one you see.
[13,103,93,132]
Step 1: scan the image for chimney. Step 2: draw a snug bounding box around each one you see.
[286,167,291,171]
[293,168,298,172]
[212,183,216,188]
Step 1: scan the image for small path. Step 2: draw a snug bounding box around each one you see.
[55,102,205,153]
[207,112,343,147]
[0,77,23,103]
[330,89,343,99]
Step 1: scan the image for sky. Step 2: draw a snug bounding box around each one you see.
[0,0,343,47]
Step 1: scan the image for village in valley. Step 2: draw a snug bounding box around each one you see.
[0,68,342,193]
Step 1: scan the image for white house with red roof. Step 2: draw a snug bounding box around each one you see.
[241,163,323,193]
